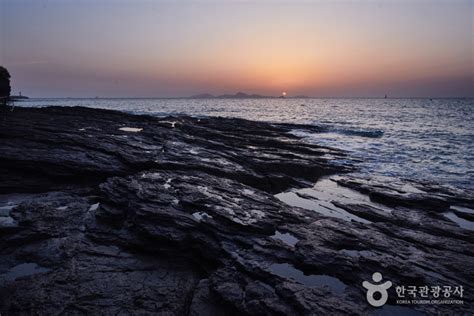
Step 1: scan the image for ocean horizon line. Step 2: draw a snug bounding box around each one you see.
[17,96,474,100]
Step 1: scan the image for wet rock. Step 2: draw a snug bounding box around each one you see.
[335,175,473,211]
[0,107,472,315]
[0,107,348,194]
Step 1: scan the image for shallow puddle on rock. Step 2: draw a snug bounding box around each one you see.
[192,212,212,222]
[271,231,299,247]
[119,127,143,132]
[88,203,100,212]
[275,191,371,224]
[303,177,393,213]
[443,212,474,231]
[0,216,15,226]
[269,263,346,294]
[450,205,474,215]
[0,194,41,226]
[0,204,15,215]
[0,194,40,215]
[0,263,51,282]
[311,178,372,202]
[163,178,173,189]
[243,189,255,195]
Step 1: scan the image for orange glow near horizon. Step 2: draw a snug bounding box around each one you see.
[1,1,472,97]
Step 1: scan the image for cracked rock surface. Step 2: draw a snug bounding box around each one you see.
[0,106,472,315]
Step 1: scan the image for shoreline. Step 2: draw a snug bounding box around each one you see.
[0,106,472,314]
[12,98,473,193]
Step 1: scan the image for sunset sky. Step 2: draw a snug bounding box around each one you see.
[0,0,472,98]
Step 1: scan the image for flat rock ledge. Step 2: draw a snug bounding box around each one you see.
[0,106,472,315]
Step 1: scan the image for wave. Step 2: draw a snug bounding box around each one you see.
[324,127,384,138]
[292,125,384,138]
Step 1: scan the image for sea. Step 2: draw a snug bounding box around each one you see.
[15,97,473,193]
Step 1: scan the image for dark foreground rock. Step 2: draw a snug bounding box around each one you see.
[0,106,472,315]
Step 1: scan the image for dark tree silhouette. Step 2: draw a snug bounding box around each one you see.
[0,66,11,106]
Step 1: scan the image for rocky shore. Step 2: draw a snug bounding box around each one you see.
[0,106,472,315]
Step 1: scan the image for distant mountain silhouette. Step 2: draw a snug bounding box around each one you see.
[218,92,269,99]
[190,93,215,99]
[189,92,270,99]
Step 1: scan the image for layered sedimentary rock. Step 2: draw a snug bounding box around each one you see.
[0,106,472,315]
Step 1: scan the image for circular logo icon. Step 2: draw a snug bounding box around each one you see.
[362,272,392,307]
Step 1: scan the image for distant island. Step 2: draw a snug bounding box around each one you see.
[189,92,309,99]
[190,92,270,99]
